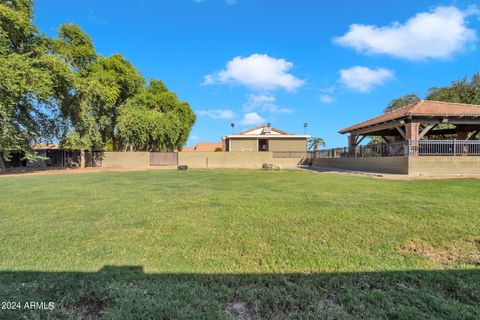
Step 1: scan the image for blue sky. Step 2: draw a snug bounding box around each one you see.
[34,0,480,147]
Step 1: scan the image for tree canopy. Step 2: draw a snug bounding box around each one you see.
[384,73,480,114]
[0,0,64,154]
[116,80,195,151]
[0,0,195,157]
[383,93,421,113]
[426,74,480,105]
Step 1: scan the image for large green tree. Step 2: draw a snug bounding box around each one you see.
[0,0,196,170]
[116,80,196,151]
[427,73,480,105]
[0,0,70,169]
[383,93,421,113]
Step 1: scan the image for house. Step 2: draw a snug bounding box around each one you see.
[221,124,310,153]
[182,142,223,152]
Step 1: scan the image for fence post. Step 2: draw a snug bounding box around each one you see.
[453,139,456,156]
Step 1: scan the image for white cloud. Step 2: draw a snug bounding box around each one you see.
[242,94,292,113]
[204,54,304,91]
[319,87,336,103]
[339,66,394,93]
[190,135,200,140]
[320,86,335,94]
[320,94,335,104]
[197,109,237,119]
[334,6,478,60]
[239,112,265,125]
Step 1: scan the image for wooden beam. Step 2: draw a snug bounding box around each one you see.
[349,120,405,136]
[424,129,456,136]
[418,124,437,139]
[468,130,479,140]
[395,126,406,139]
[354,135,366,146]
[381,136,391,143]
[418,119,480,125]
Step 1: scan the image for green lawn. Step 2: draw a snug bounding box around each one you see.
[0,169,479,319]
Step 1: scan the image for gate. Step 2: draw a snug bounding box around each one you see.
[149,152,178,166]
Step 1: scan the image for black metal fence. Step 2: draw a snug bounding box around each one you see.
[317,140,480,158]
[272,151,308,158]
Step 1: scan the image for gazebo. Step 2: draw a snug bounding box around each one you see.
[338,100,480,156]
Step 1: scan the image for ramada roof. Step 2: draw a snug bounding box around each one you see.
[339,100,480,134]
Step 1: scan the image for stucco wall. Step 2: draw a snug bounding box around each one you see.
[314,157,409,174]
[408,156,480,176]
[268,138,307,152]
[178,152,302,168]
[102,152,150,168]
[178,151,270,168]
[99,151,303,169]
[229,139,257,152]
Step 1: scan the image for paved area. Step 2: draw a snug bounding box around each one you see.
[303,166,480,180]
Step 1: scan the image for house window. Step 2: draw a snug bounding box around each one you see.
[258,139,269,151]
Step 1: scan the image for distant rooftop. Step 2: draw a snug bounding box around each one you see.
[223,124,310,138]
[183,142,222,152]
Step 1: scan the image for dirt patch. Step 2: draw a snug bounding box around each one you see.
[399,239,480,266]
[73,292,109,320]
[225,302,261,320]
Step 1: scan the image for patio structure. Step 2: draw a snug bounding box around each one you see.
[315,100,480,175]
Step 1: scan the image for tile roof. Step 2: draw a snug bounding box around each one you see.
[236,124,291,135]
[339,100,480,134]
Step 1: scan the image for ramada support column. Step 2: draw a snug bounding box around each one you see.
[405,122,420,156]
[348,134,356,156]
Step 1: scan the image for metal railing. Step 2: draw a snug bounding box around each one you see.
[411,140,480,156]
[316,140,480,158]
[272,151,308,158]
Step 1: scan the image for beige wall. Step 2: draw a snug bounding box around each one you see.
[314,156,480,176]
[178,151,302,168]
[314,157,409,174]
[409,156,480,176]
[98,151,303,169]
[268,138,307,152]
[229,139,257,152]
[228,138,307,152]
[102,152,149,168]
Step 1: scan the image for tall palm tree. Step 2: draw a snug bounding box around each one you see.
[308,137,326,159]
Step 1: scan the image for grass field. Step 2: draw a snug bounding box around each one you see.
[0,169,479,319]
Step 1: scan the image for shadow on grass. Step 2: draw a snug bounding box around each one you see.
[0,167,71,176]
[0,266,479,319]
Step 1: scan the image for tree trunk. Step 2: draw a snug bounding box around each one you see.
[0,153,5,171]
[80,149,85,168]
